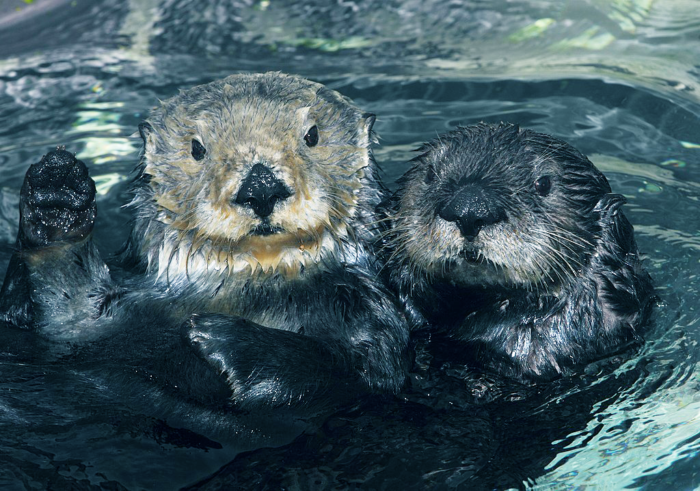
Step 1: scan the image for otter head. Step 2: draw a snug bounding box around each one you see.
[390,123,613,291]
[129,73,378,279]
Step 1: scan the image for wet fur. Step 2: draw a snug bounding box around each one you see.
[0,73,409,432]
[386,123,654,381]
[124,74,382,278]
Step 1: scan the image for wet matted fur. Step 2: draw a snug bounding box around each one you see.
[385,123,654,381]
[0,73,409,432]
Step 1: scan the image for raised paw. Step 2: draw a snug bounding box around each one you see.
[19,149,97,248]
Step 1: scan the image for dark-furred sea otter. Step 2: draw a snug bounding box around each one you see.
[385,123,654,382]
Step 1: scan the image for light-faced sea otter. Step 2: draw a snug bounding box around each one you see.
[0,73,409,425]
[385,123,654,382]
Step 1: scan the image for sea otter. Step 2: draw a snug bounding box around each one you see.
[0,73,409,419]
[385,123,654,382]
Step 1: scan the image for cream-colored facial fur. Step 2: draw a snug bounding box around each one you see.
[131,73,375,280]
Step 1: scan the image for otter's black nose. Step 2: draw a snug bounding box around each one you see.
[234,163,292,218]
[439,184,506,241]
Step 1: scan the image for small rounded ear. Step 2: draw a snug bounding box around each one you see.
[362,112,376,133]
[497,121,520,142]
[594,193,626,213]
[138,122,160,154]
[138,122,153,143]
[360,112,378,146]
[594,193,635,255]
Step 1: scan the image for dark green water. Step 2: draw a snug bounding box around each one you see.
[0,0,698,489]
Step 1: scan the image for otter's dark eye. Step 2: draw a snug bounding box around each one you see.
[304,125,319,147]
[534,176,552,196]
[191,139,206,161]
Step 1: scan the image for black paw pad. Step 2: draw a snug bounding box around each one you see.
[19,149,97,248]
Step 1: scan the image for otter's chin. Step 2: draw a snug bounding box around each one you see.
[429,252,548,290]
[459,248,481,263]
[238,230,319,254]
[213,224,340,276]
[454,261,507,287]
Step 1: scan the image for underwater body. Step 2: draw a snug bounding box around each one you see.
[0,0,699,489]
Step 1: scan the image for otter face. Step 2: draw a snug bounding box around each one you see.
[391,123,612,290]
[133,73,376,278]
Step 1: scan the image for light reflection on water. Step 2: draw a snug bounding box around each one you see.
[0,0,698,489]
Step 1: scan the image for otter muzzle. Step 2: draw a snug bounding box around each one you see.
[234,163,292,218]
[438,184,506,241]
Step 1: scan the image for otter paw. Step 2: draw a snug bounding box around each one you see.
[19,149,97,248]
[185,314,295,407]
[186,314,250,391]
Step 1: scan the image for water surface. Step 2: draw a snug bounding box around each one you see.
[0,0,699,489]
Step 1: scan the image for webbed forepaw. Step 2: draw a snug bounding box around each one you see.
[185,313,331,408]
[186,314,262,405]
[19,149,96,248]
